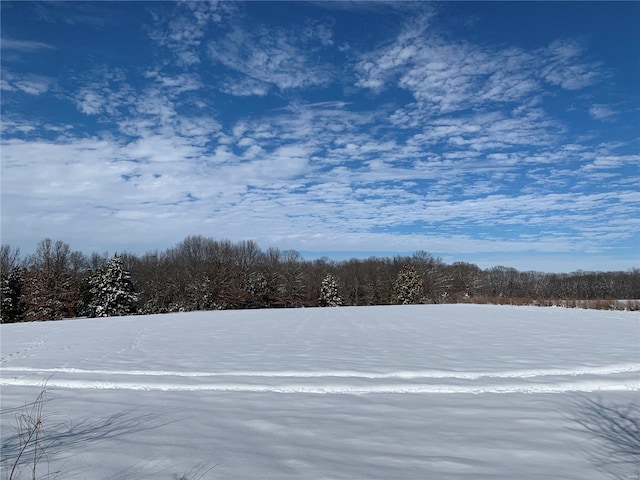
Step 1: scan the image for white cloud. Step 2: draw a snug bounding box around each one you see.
[0,119,37,134]
[75,91,104,115]
[540,39,603,90]
[3,121,638,260]
[582,154,640,171]
[355,20,605,119]
[219,77,271,97]
[1,71,52,95]
[1,38,56,52]
[304,21,334,47]
[29,2,112,27]
[72,67,135,117]
[144,71,203,94]
[208,25,335,94]
[588,104,616,120]
[148,1,232,67]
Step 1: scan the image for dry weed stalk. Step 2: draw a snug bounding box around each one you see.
[7,381,51,480]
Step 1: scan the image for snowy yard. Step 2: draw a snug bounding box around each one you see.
[1,304,638,479]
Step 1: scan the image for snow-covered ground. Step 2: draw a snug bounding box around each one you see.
[1,305,638,479]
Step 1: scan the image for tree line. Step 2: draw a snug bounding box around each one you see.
[2,236,639,323]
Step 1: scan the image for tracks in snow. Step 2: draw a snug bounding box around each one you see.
[1,364,638,394]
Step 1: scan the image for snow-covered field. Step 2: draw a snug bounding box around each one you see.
[1,305,638,479]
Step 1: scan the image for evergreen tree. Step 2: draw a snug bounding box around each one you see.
[1,267,26,323]
[393,265,424,305]
[19,239,84,321]
[246,271,269,308]
[22,268,78,321]
[88,255,138,317]
[319,274,343,307]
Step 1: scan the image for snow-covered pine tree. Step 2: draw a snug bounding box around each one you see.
[319,274,343,307]
[393,264,424,305]
[246,271,269,308]
[88,254,138,317]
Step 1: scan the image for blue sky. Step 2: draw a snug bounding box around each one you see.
[1,1,638,272]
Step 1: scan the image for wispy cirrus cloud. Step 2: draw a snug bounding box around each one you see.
[1,37,55,52]
[30,2,110,27]
[1,37,56,95]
